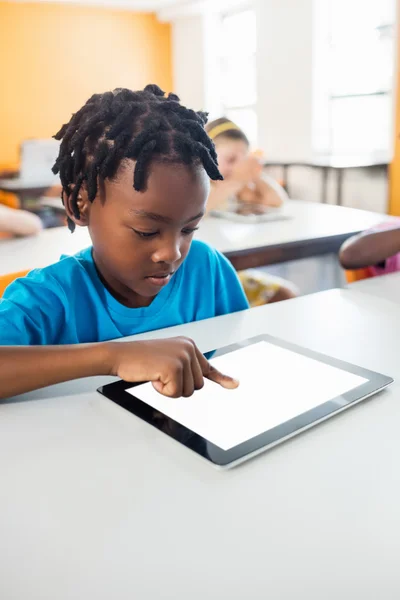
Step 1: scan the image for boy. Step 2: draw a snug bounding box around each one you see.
[0,85,248,399]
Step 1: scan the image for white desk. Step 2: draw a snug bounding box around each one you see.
[0,200,390,276]
[0,177,58,190]
[0,225,91,276]
[348,271,400,303]
[0,177,59,210]
[2,288,400,599]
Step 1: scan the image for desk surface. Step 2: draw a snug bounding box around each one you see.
[0,200,389,276]
[348,271,400,302]
[0,178,57,191]
[2,288,400,599]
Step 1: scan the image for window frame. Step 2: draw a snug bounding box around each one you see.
[312,0,396,157]
[218,3,258,146]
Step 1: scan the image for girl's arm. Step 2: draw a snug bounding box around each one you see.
[207,179,243,212]
[252,175,288,207]
[339,225,400,270]
[207,156,263,212]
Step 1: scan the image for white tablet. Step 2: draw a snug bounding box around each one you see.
[98,335,393,468]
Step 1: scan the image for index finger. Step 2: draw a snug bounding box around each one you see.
[195,348,239,390]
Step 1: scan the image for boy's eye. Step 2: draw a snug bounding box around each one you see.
[133,229,158,239]
[132,227,199,239]
[182,227,199,236]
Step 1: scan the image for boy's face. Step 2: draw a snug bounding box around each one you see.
[68,161,209,308]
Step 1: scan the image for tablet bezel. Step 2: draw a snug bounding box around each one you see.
[97,334,393,467]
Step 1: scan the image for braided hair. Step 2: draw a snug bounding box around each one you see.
[52,84,223,232]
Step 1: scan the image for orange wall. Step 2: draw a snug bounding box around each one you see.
[389,0,400,214]
[0,2,172,167]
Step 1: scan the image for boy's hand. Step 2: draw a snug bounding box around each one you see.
[106,337,239,398]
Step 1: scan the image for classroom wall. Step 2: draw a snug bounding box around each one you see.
[168,2,389,213]
[170,0,314,160]
[172,16,206,111]
[0,2,172,167]
[257,0,389,213]
[256,0,314,162]
[172,12,223,118]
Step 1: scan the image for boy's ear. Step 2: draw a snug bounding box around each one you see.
[63,185,91,228]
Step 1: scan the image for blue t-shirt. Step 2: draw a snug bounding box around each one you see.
[0,240,248,345]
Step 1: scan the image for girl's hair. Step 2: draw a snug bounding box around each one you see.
[52,84,223,232]
[205,117,249,145]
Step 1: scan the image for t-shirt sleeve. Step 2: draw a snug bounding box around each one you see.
[0,270,67,345]
[212,250,249,315]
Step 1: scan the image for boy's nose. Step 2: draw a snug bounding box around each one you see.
[152,241,182,264]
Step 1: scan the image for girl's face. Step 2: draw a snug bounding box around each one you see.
[214,138,249,179]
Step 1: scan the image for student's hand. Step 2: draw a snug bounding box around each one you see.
[232,156,262,184]
[251,149,264,160]
[106,337,239,398]
[237,185,258,204]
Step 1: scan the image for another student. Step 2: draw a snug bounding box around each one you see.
[206,118,297,305]
[339,221,400,276]
[205,117,288,212]
[0,203,42,236]
[0,85,248,399]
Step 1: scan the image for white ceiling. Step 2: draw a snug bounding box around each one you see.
[4,0,243,19]
[4,0,194,12]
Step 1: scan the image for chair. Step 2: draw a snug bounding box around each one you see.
[0,190,20,209]
[0,270,29,297]
[344,268,374,284]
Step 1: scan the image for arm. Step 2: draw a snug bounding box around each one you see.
[0,343,109,399]
[207,156,263,213]
[0,204,42,236]
[0,338,238,400]
[207,179,243,212]
[0,274,237,399]
[251,175,288,207]
[339,225,400,270]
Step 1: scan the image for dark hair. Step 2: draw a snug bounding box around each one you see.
[205,117,249,145]
[52,84,223,232]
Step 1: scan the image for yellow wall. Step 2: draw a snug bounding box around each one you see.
[389,1,400,215]
[0,2,172,167]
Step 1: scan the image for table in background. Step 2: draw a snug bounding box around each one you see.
[199,200,391,270]
[0,200,391,276]
[0,178,64,228]
[265,154,389,206]
[0,177,55,208]
[2,288,400,599]
[348,271,400,302]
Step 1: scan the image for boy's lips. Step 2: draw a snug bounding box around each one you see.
[144,271,174,287]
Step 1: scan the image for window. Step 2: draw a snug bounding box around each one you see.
[218,8,257,146]
[313,0,396,157]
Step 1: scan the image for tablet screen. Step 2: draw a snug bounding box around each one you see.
[126,341,368,451]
